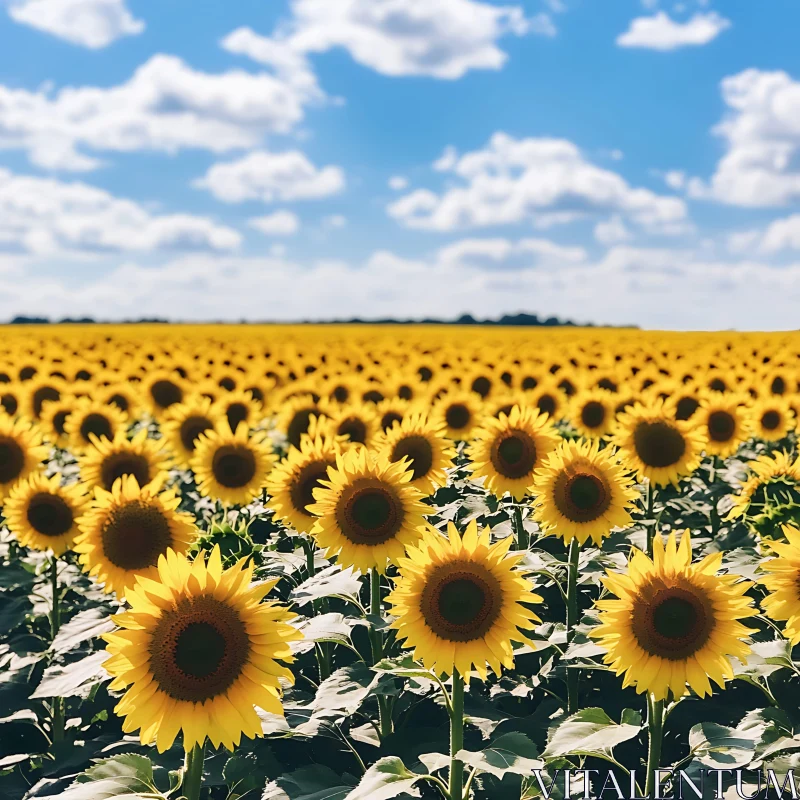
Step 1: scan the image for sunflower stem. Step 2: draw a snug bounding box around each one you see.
[644,694,665,799]
[512,505,528,551]
[645,482,656,557]
[49,555,64,745]
[565,537,580,715]
[183,742,205,800]
[448,669,466,800]
[369,568,383,663]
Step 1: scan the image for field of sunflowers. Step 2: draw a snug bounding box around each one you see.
[3,324,800,800]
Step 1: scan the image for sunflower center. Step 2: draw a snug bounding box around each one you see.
[633,421,686,468]
[149,595,250,702]
[471,377,491,398]
[33,386,60,418]
[761,410,781,431]
[180,416,213,452]
[391,435,433,480]
[675,397,699,421]
[287,408,315,448]
[490,430,537,479]
[151,380,182,409]
[226,403,249,432]
[212,446,257,488]
[708,410,735,442]
[290,460,333,515]
[337,481,403,545]
[632,582,714,660]
[445,404,471,431]
[338,417,367,444]
[554,470,611,522]
[537,395,556,416]
[109,393,129,412]
[381,411,403,432]
[1,394,18,415]
[421,564,503,642]
[80,413,113,443]
[53,410,69,435]
[332,386,349,403]
[26,493,73,537]
[100,453,151,491]
[0,437,25,484]
[101,500,173,571]
[363,389,384,404]
[709,378,727,392]
[772,377,786,395]
[219,377,236,392]
[581,401,606,429]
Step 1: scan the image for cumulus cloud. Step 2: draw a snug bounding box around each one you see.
[248,211,300,236]
[387,133,687,233]
[222,0,551,81]
[323,214,348,229]
[0,55,320,171]
[388,175,409,191]
[194,150,345,204]
[616,11,730,51]
[594,216,632,245]
[0,168,241,255]
[8,0,144,48]
[689,69,800,207]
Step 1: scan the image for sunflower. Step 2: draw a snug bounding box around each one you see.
[191,423,275,507]
[376,411,456,496]
[266,424,340,533]
[0,383,22,417]
[612,399,706,488]
[0,416,49,500]
[4,473,89,555]
[530,439,638,546]
[569,388,617,439]
[529,380,566,421]
[39,395,75,447]
[102,545,302,752]
[760,526,800,644]
[385,520,541,679]
[161,395,220,469]
[274,394,325,449]
[21,375,66,420]
[212,390,263,435]
[374,397,410,433]
[79,429,171,492]
[74,475,197,598]
[95,380,144,419]
[467,406,560,501]
[432,390,484,441]
[319,401,379,449]
[748,397,795,442]
[143,370,187,418]
[664,380,702,422]
[695,393,751,459]
[307,448,428,573]
[591,531,756,700]
[64,397,128,453]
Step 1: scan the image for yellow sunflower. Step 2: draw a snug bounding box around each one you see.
[612,399,706,488]
[102,545,301,752]
[79,429,171,492]
[40,395,76,447]
[307,448,428,573]
[142,370,187,418]
[274,394,325,449]
[191,424,275,507]
[63,397,128,453]
[530,439,638,546]
[376,411,456,496]
[0,416,49,500]
[591,531,756,700]
[696,393,751,459]
[21,375,66,421]
[748,397,795,442]
[4,473,89,555]
[569,388,617,439]
[212,390,264,435]
[319,401,379,449]
[161,395,220,469]
[432,390,484,441]
[760,526,800,644]
[74,475,197,598]
[467,406,560,501]
[386,520,541,679]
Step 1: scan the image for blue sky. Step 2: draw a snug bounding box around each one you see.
[1,0,800,328]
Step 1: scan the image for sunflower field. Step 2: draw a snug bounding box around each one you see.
[4,324,800,800]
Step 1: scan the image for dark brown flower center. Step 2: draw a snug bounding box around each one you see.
[80,413,113,444]
[287,408,316,448]
[336,481,404,545]
[489,429,537,479]
[761,410,781,431]
[151,380,183,410]
[1,393,18,415]
[471,376,492,398]
[101,500,173,570]
[771,377,786,395]
[211,445,257,488]
[708,410,735,442]
[149,595,250,702]
[108,393,129,412]
[100,453,151,491]
[633,421,686,468]
[553,470,611,522]
[381,411,404,432]
[581,401,606,429]
[421,563,503,642]
[226,403,249,432]
[180,416,213,452]
[337,417,368,444]
[537,394,557,417]
[33,386,60,419]
[0,436,25,484]
[289,459,334,515]
[675,396,699,421]
[26,493,73,537]
[53,410,69,435]
[390,435,434,481]
[445,403,471,431]
[363,389,384,404]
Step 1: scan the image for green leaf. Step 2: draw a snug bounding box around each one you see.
[31,650,109,698]
[292,613,353,654]
[262,765,356,800]
[688,721,758,768]
[343,757,422,800]
[542,708,642,764]
[290,566,361,606]
[456,732,542,778]
[372,656,438,684]
[51,608,115,655]
[0,595,31,632]
[223,751,277,799]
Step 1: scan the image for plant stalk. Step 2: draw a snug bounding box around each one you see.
[565,537,581,714]
[50,556,64,745]
[183,742,205,800]
[369,568,393,738]
[645,481,656,557]
[644,694,665,799]
[512,505,528,551]
[448,669,466,800]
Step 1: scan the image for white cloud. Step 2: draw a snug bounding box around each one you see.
[387,132,687,233]
[594,215,632,245]
[664,170,686,190]
[248,211,300,236]
[616,12,730,51]
[0,55,320,171]
[194,150,345,204]
[433,146,458,172]
[758,215,800,253]
[323,214,348,229]
[222,0,550,82]
[436,237,586,268]
[0,168,241,255]
[8,0,144,48]
[388,175,409,191]
[689,70,800,207]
